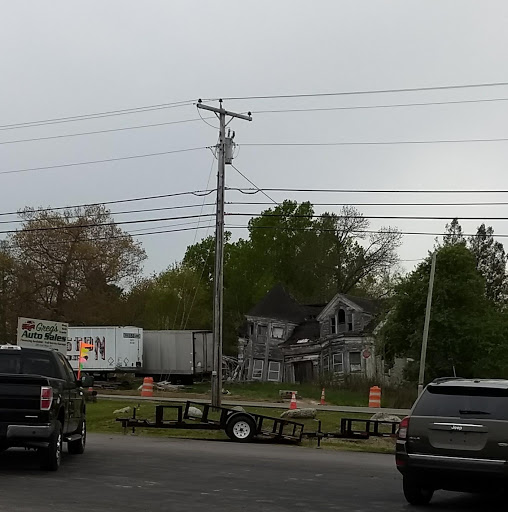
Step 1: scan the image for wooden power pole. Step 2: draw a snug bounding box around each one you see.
[196,100,251,407]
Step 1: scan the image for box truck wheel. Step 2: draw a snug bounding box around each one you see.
[225,413,256,443]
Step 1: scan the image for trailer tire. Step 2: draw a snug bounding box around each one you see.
[225,413,256,443]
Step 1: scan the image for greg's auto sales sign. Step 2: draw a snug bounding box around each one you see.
[17,317,68,354]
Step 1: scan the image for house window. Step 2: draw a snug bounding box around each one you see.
[323,355,330,373]
[252,359,264,380]
[257,324,268,336]
[272,326,284,339]
[347,312,353,332]
[338,309,346,333]
[332,353,343,374]
[249,323,254,336]
[267,361,281,381]
[330,316,337,334]
[349,351,362,372]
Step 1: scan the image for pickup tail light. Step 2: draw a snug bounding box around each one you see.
[398,416,410,440]
[40,386,53,411]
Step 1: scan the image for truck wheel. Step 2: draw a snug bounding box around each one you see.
[68,418,86,455]
[40,421,62,471]
[225,413,256,443]
[403,475,434,506]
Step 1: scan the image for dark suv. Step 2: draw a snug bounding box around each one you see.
[0,345,92,470]
[396,378,508,505]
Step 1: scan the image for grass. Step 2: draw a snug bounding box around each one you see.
[86,399,397,454]
[120,380,416,409]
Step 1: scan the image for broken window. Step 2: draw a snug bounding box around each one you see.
[332,353,343,374]
[338,309,346,333]
[271,326,284,339]
[267,361,281,381]
[257,324,268,336]
[347,312,353,331]
[330,316,337,334]
[349,351,362,372]
[252,359,264,380]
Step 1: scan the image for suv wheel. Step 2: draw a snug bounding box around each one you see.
[68,418,86,455]
[403,475,434,506]
[40,421,62,471]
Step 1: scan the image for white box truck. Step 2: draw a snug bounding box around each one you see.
[67,326,143,376]
[140,330,213,384]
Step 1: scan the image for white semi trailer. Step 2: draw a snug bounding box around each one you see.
[67,326,143,376]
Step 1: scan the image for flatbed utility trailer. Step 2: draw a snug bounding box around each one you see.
[116,400,304,443]
[303,417,400,447]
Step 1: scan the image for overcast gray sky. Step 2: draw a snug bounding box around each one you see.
[2,0,508,276]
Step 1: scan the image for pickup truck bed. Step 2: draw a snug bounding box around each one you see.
[0,345,90,470]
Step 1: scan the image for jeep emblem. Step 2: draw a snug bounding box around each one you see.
[451,425,463,431]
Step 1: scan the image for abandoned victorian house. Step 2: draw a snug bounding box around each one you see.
[238,284,380,383]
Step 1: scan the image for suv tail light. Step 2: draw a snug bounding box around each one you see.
[398,416,410,440]
[40,386,53,411]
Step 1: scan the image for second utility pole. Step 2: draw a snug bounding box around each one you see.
[197,99,252,407]
[418,251,437,396]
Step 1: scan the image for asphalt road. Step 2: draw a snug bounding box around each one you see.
[0,434,497,511]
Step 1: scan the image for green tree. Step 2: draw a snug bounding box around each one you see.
[125,264,212,331]
[381,244,508,381]
[469,223,508,306]
[443,217,465,246]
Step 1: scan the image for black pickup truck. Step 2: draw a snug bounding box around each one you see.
[0,344,92,470]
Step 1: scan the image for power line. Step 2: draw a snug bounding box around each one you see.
[240,137,508,148]
[252,96,508,114]
[0,99,196,131]
[209,81,508,102]
[229,164,279,205]
[0,190,215,218]
[1,212,215,235]
[1,224,213,251]
[228,187,508,194]
[227,201,508,207]
[0,147,207,176]
[0,203,217,226]
[0,118,214,146]
[225,224,508,238]
[227,212,508,222]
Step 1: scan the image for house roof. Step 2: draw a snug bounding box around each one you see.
[282,320,321,346]
[317,292,379,320]
[342,294,379,315]
[247,284,307,324]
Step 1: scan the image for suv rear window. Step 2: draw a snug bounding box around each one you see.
[0,352,60,379]
[414,385,508,420]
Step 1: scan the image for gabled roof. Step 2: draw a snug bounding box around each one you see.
[247,284,306,324]
[317,292,378,321]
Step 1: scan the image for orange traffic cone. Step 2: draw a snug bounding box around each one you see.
[320,388,326,405]
[289,391,297,410]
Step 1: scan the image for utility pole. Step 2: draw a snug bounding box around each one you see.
[196,99,252,407]
[418,251,437,396]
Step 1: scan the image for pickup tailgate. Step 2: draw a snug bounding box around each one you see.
[0,374,49,425]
